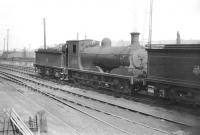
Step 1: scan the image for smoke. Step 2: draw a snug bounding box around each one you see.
[132,12,138,32]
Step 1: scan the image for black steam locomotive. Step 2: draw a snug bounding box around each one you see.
[34,32,200,105]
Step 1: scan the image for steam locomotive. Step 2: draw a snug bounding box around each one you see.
[34,32,200,105]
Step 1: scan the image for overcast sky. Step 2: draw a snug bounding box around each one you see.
[0,0,200,50]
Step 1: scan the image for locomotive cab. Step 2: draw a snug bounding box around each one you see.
[66,39,100,70]
[67,40,81,69]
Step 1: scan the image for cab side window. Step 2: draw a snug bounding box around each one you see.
[73,44,76,54]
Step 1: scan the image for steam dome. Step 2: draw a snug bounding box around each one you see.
[101,38,111,47]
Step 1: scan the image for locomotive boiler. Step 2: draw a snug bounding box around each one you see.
[79,32,147,77]
[81,46,130,72]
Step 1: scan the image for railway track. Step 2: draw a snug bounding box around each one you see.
[0,64,161,105]
[0,64,199,120]
[0,76,131,135]
[0,63,199,113]
[0,65,193,134]
[0,63,35,73]
[0,64,184,107]
[0,70,171,135]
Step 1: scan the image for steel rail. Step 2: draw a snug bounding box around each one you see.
[0,69,190,135]
[0,71,133,135]
[0,66,192,128]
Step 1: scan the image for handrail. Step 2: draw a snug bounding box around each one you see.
[6,108,34,135]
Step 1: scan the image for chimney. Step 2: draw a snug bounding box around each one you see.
[130,32,140,46]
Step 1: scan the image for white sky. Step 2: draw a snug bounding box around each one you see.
[0,0,200,50]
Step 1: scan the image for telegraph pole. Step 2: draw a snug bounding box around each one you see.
[77,32,79,40]
[28,44,31,58]
[43,18,46,49]
[3,38,5,52]
[7,29,9,57]
[176,31,181,44]
[148,0,153,48]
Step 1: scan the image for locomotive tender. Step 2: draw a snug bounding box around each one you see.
[146,44,200,104]
[34,32,200,105]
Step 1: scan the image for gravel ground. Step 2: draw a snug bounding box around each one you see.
[3,78,189,135]
[24,92,130,135]
[31,81,186,133]
[0,79,131,135]
[15,69,200,127]
[0,80,79,135]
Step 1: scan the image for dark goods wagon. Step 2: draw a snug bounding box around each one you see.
[34,49,66,77]
[146,44,200,104]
